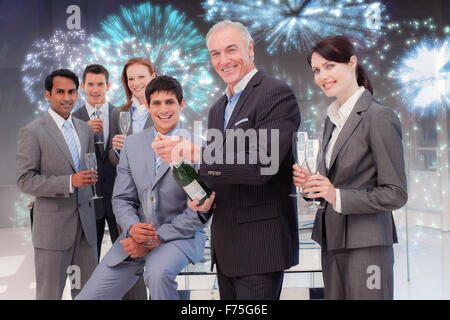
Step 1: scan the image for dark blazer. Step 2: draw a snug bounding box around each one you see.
[72,103,116,221]
[199,70,301,277]
[107,105,153,168]
[311,90,408,251]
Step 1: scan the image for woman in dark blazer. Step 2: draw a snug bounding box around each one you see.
[293,35,407,299]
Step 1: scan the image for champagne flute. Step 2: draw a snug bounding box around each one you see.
[119,111,131,136]
[142,189,157,247]
[290,131,308,197]
[94,104,104,145]
[304,139,325,210]
[84,153,103,200]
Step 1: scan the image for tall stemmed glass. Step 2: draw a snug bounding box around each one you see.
[304,139,325,210]
[290,131,308,197]
[142,189,157,247]
[94,104,104,145]
[119,111,131,136]
[85,152,103,200]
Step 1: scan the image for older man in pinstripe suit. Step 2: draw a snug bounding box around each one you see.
[153,20,301,300]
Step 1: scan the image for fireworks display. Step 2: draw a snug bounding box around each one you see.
[390,37,449,111]
[202,0,386,55]
[88,2,215,122]
[21,29,91,112]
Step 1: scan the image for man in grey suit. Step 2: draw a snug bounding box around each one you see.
[16,69,98,300]
[72,64,120,259]
[76,75,214,300]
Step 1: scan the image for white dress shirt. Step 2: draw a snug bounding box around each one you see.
[86,102,109,149]
[324,86,365,213]
[48,107,81,193]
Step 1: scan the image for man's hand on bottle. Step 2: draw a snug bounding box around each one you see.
[188,192,216,212]
[152,133,201,163]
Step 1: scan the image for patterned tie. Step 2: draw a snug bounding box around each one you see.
[62,120,80,172]
[155,155,161,174]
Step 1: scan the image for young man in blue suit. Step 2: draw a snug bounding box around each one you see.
[76,75,215,300]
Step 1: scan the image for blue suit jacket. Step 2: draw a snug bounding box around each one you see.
[104,126,206,267]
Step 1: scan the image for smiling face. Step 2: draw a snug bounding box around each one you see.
[126,63,156,103]
[147,90,184,135]
[311,52,359,104]
[81,73,110,106]
[208,27,255,90]
[45,76,78,119]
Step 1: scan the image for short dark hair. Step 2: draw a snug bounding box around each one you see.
[145,75,183,105]
[82,64,109,83]
[45,69,79,92]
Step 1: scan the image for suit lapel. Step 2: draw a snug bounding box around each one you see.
[78,105,90,122]
[42,113,77,172]
[153,162,170,189]
[215,96,227,132]
[328,91,372,171]
[224,70,264,132]
[143,128,156,189]
[144,113,153,130]
[142,128,170,190]
[320,117,334,176]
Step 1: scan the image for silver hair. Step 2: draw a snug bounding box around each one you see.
[206,20,253,48]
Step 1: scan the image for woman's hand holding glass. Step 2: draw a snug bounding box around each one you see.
[303,174,336,205]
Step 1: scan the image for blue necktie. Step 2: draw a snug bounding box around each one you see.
[155,155,161,174]
[62,120,80,172]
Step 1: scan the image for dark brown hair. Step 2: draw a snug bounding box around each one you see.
[121,57,157,111]
[307,35,373,94]
[82,64,109,83]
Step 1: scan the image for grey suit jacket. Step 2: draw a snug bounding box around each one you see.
[311,90,408,251]
[107,106,153,168]
[16,112,97,251]
[104,126,205,267]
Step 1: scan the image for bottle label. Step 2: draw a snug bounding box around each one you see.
[183,180,207,200]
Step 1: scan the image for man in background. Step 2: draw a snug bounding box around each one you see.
[73,64,119,259]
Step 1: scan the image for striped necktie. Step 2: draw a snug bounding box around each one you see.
[155,155,161,174]
[62,120,80,172]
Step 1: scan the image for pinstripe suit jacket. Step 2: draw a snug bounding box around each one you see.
[199,70,301,277]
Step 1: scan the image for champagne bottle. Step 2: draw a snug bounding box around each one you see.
[170,161,212,223]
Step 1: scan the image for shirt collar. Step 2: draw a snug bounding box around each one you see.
[327,87,365,127]
[225,68,258,99]
[48,107,74,129]
[131,95,148,117]
[86,102,108,117]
